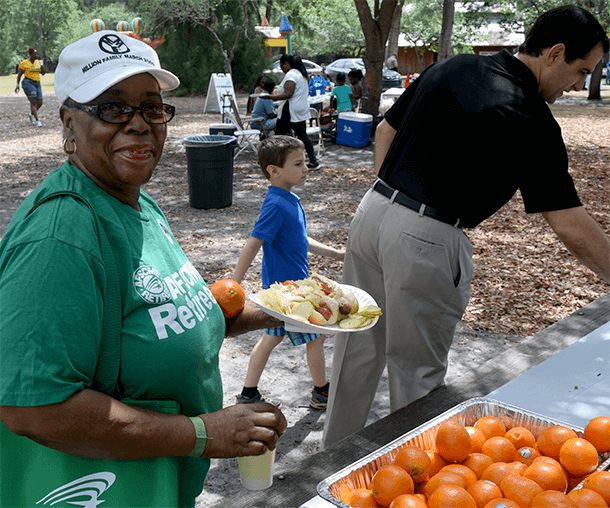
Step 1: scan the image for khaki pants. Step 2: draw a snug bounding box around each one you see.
[323,188,473,447]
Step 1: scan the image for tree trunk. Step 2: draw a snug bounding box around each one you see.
[437,0,455,62]
[353,0,398,122]
[587,58,605,100]
[385,3,402,63]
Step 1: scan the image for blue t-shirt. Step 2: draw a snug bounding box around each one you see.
[251,97,275,130]
[251,186,309,288]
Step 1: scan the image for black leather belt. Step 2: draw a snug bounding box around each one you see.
[373,180,461,228]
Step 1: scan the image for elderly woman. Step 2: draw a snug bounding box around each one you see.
[266,54,320,170]
[0,31,286,507]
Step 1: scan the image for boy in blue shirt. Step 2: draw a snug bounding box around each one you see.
[331,73,355,111]
[232,136,345,409]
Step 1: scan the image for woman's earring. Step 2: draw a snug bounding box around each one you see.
[63,138,77,155]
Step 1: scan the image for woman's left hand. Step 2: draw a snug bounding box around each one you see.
[225,300,282,337]
[200,403,287,458]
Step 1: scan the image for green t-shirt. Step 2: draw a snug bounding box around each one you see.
[332,84,353,111]
[0,161,225,505]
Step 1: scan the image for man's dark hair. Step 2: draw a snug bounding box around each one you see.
[519,5,609,63]
[336,73,346,84]
[263,79,275,93]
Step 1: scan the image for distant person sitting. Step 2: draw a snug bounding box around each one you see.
[250,79,278,137]
[331,73,355,112]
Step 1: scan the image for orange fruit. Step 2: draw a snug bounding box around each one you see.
[537,425,578,461]
[504,427,536,450]
[426,450,449,476]
[466,479,503,508]
[481,436,518,463]
[481,462,521,487]
[210,279,246,318]
[422,472,468,498]
[388,494,427,508]
[461,453,494,480]
[427,484,477,507]
[530,490,578,507]
[475,417,507,440]
[349,488,381,507]
[523,461,568,492]
[513,446,541,466]
[583,471,610,505]
[394,446,432,483]
[500,474,544,507]
[509,461,528,475]
[372,464,415,507]
[559,437,600,476]
[533,455,569,475]
[584,416,610,453]
[436,420,472,463]
[567,488,608,507]
[467,426,487,453]
[482,499,521,508]
[440,464,478,488]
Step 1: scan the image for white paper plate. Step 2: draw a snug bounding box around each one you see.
[249,284,379,334]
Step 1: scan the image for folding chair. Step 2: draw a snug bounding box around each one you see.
[226,96,266,157]
[306,107,324,159]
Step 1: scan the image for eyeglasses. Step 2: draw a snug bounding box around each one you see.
[70,101,176,124]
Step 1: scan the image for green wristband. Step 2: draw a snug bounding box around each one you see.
[188,416,207,457]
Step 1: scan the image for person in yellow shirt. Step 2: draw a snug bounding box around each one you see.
[15,47,46,127]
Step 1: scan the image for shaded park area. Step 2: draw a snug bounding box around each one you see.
[1,88,608,506]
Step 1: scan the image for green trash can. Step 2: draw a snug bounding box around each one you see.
[183,135,237,209]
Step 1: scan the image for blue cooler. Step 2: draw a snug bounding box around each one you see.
[336,112,373,148]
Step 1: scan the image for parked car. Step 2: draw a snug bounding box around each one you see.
[265,59,325,81]
[325,58,402,90]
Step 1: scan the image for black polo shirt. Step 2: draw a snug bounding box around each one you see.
[381,50,581,228]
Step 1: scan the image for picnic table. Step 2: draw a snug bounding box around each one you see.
[218,293,609,508]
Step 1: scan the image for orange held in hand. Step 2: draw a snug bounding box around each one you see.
[210,279,246,318]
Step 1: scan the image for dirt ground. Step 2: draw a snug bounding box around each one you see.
[0,89,608,507]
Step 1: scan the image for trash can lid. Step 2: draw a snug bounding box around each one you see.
[182,135,237,147]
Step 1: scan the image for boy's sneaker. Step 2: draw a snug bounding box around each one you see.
[28,113,34,124]
[236,391,281,408]
[35,120,42,127]
[307,161,321,170]
[309,388,328,410]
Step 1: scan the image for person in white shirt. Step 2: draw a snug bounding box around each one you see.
[266,54,320,170]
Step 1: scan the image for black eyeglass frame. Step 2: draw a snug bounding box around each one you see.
[68,100,176,125]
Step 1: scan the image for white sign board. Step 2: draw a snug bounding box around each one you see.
[204,73,236,113]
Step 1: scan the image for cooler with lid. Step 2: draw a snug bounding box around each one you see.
[335,112,373,148]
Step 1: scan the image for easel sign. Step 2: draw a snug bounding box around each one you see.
[204,73,236,113]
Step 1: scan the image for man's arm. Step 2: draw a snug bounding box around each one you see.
[232,236,264,284]
[542,206,610,283]
[374,119,397,176]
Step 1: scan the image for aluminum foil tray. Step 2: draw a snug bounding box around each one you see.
[317,397,610,507]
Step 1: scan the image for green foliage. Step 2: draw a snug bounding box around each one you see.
[0,0,81,74]
[296,0,365,57]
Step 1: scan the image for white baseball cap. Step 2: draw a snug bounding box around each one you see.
[54,31,180,105]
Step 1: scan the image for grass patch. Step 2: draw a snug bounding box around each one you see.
[0,73,55,96]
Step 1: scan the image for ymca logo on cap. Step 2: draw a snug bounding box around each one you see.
[98,33,131,55]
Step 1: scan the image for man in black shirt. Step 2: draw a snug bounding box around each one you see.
[324,6,609,447]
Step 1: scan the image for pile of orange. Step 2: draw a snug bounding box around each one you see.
[342,415,610,508]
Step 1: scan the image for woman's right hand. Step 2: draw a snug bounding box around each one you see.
[200,402,287,458]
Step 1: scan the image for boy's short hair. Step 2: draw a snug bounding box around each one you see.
[258,136,304,179]
[263,79,275,93]
[336,73,346,84]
